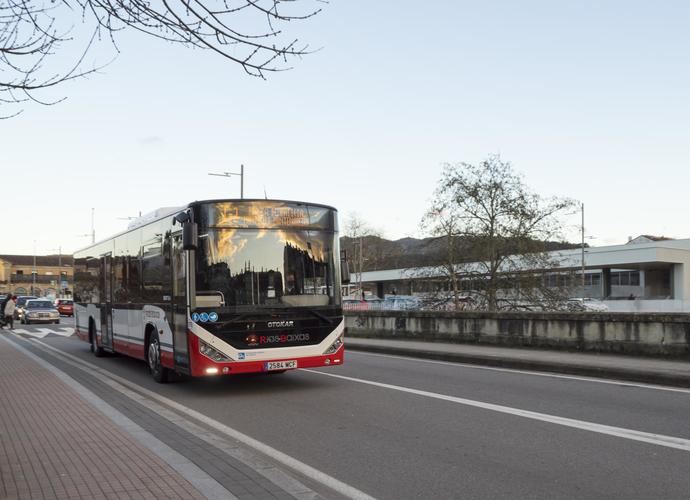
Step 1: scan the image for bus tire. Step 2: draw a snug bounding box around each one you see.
[90,322,104,357]
[147,331,169,383]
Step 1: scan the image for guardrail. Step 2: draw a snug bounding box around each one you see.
[10,274,73,284]
[344,310,690,356]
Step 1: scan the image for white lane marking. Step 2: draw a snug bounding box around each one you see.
[30,340,377,500]
[26,339,324,500]
[348,350,690,395]
[10,327,74,338]
[54,328,75,337]
[37,328,59,337]
[11,328,49,338]
[303,369,690,452]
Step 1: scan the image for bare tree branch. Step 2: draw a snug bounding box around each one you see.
[421,155,578,312]
[1,0,324,116]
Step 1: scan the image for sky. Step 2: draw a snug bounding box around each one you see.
[2,0,690,256]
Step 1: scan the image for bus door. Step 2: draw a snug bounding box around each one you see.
[171,233,190,373]
[100,253,114,350]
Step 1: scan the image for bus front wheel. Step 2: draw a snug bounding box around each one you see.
[147,332,169,383]
[91,323,104,357]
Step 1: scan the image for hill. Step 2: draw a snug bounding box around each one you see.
[339,236,581,271]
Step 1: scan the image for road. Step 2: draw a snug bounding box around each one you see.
[7,318,690,499]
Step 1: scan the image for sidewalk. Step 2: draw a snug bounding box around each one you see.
[0,336,206,500]
[346,337,690,387]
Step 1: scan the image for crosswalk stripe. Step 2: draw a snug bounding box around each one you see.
[7,327,74,338]
[11,328,50,338]
[53,328,75,337]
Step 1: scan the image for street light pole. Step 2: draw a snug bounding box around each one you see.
[208,165,244,199]
[32,240,37,296]
[581,203,585,292]
[359,234,363,300]
[49,246,63,297]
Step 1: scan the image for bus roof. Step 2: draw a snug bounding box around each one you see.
[74,199,339,255]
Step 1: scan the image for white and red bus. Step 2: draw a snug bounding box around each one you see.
[74,199,347,382]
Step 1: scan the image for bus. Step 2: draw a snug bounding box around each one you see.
[73,199,348,382]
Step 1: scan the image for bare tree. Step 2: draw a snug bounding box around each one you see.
[342,212,381,298]
[420,184,466,310]
[1,0,323,116]
[425,155,576,311]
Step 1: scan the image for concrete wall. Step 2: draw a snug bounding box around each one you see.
[345,311,690,356]
[603,299,690,313]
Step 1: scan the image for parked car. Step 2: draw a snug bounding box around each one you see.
[21,299,60,325]
[55,298,74,317]
[364,297,385,310]
[343,298,369,311]
[13,295,37,320]
[422,294,477,311]
[567,298,609,312]
[383,295,421,310]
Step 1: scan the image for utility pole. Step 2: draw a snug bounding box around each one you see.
[32,240,37,296]
[58,247,62,296]
[581,203,585,292]
[208,165,244,199]
[359,234,363,300]
[49,246,63,297]
[91,208,95,244]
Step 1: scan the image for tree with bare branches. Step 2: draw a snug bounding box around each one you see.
[1,0,323,116]
[342,212,381,298]
[422,155,577,311]
[420,185,466,310]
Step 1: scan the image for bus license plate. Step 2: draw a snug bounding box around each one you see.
[264,360,297,371]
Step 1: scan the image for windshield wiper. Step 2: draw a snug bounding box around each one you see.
[307,309,333,324]
[224,313,253,324]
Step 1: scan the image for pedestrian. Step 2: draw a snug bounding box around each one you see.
[0,295,7,328]
[3,295,16,330]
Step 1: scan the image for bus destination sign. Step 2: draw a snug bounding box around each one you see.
[261,207,308,227]
[210,202,317,228]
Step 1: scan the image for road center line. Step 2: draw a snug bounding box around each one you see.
[303,369,690,452]
[348,350,690,394]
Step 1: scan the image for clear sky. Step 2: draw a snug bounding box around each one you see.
[2,0,690,256]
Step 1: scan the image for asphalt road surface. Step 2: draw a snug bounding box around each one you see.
[10,320,690,499]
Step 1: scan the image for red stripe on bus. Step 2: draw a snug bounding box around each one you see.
[187,332,344,377]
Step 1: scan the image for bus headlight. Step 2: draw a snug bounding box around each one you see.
[323,335,343,355]
[199,340,230,362]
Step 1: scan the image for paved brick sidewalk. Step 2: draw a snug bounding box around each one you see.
[0,337,206,500]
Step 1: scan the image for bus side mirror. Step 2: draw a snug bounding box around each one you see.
[174,210,197,250]
[340,250,350,284]
[183,222,198,250]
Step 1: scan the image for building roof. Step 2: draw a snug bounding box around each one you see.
[627,235,674,244]
[0,254,74,267]
[355,237,690,283]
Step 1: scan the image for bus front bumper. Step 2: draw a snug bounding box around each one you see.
[188,339,345,377]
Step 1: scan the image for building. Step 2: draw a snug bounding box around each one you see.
[0,254,74,298]
[351,236,690,313]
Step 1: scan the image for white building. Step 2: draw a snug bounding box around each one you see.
[352,236,690,313]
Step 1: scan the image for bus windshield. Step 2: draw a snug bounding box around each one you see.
[195,226,341,311]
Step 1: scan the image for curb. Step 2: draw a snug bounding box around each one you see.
[346,343,690,388]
